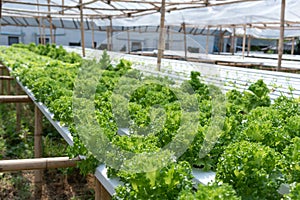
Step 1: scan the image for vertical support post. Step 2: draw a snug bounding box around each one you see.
[7,79,10,94]
[47,0,54,44]
[157,0,166,71]
[106,18,113,51]
[109,18,113,51]
[291,37,295,55]
[278,0,286,70]
[16,85,21,134]
[91,18,95,49]
[79,0,85,57]
[0,0,2,18]
[182,23,187,60]
[170,26,173,50]
[42,17,46,45]
[34,106,43,199]
[218,26,221,54]
[53,28,56,43]
[206,26,210,55]
[95,176,101,200]
[127,28,130,54]
[242,25,246,59]
[230,26,236,55]
[247,35,251,56]
[37,0,42,45]
[62,0,64,15]
[0,66,3,94]
[106,26,110,51]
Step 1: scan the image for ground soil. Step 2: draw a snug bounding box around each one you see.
[0,168,95,200]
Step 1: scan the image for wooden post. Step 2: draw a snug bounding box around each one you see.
[0,67,3,95]
[127,29,130,54]
[47,0,54,44]
[206,26,210,55]
[0,95,31,103]
[247,35,251,56]
[37,0,42,45]
[7,79,10,95]
[291,37,295,55]
[95,177,111,200]
[91,18,95,49]
[53,28,56,43]
[95,176,101,200]
[42,18,46,44]
[218,26,223,54]
[79,0,85,57]
[0,157,81,172]
[157,0,166,71]
[109,18,113,51]
[16,86,21,133]
[62,0,64,15]
[218,26,222,54]
[278,0,286,70]
[106,18,113,51]
[182,23,187,60]
[170,26,173,50]
[230,26,236,55]
[34,106,43,199]
[242,25,246,59]
[0,0,2,18]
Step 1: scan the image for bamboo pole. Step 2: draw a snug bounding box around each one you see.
[16,86,21,133]
[53,28,56,43]
[91,18,95,49]
[62,0,64,15]
[0,95,31,103]
[0,0,2,18]
[47,0,54,44]
[170,26,173,50]
[34,106,43,199]
[291,37,295,55]
[221,33,224,53]
[278,0,286,70]
[109,18,113,51]
[42,17,46,44]
[0,67,3,94]
[206,26,210,55]
[218,26,222,54]
[247,35,251,56]
[0,157,81,172]
[230,26,236,55]
[182,23,187,60]
[0,76,13,80]
[157,0,166,71]
[242,25,246,59]
[37,0,42,44]
[127,29,130,53]
[7,79,10,95]
[79,0,85,57]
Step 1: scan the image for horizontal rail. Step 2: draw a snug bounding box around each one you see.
[0,95,31,103]
[0,76,14,80]
[0,156,81,172]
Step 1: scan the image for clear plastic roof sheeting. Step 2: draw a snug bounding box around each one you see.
[103,0,300,26]
[1,0,258,19]
[233,27,300,39]
[1,0,300,39]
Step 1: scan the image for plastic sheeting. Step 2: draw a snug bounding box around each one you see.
[2,0,300,39]
[99,0,300,26]
[233,28,300,39]
[94,0,300,39]
[1,0,254,18]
